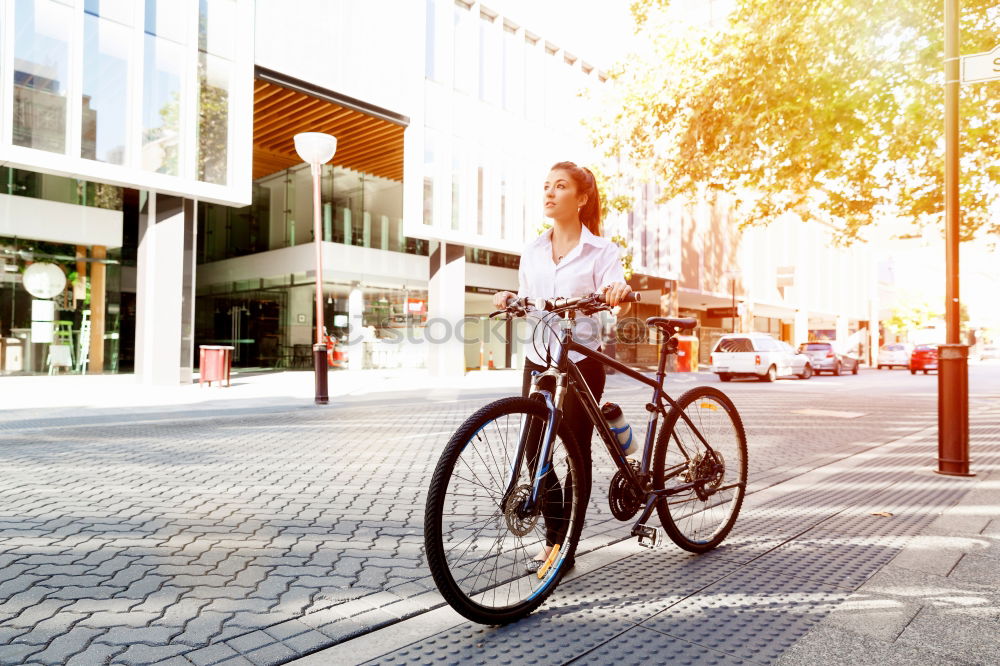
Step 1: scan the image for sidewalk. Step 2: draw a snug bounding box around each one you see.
[0,369,525,421]
[293,411,1000,665]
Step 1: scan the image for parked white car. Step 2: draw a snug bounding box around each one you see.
[710,333,813,382]
[877,343,912,369]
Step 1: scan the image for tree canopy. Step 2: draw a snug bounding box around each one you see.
[587,0,999,244]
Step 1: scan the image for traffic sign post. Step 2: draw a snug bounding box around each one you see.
[937,1,983,477]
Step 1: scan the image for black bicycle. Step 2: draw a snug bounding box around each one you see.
[424,293,748,624]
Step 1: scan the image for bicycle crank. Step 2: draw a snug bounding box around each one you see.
[608,460,643,520]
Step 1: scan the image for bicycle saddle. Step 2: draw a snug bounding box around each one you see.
[645,317,698,332]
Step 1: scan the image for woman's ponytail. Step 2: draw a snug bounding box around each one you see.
[550,161,602,236]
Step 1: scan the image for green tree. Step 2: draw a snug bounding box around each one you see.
[589,0,999,244]
[885,299,942,334]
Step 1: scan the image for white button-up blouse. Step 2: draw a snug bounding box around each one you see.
[517,225,626,366]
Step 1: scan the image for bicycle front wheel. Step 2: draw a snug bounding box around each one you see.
[424,396,584,624]
[653,386,747,553]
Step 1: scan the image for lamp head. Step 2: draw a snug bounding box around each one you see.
[294,132,338,165]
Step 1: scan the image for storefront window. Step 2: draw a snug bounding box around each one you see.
[194,282,429,371]
[13,0,72,154]
[0,236,123,375]
[82,1,132,164]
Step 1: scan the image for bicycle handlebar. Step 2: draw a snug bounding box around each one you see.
[497,291,641,316]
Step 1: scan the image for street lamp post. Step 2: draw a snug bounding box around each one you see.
[937,0,972,475]
[294,132,338,405]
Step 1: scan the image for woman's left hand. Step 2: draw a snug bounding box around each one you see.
[601,282,633,307]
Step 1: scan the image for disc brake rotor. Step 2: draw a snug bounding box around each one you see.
[503,484,539,537]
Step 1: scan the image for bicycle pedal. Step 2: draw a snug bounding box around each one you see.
[635,524,662,549]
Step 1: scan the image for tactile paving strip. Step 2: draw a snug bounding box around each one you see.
[365,547,743,664]
[553,546,744,625]
[640,565,848,663]
[745,479,971,591]
[367,607,633,665]
[576,623,754,665]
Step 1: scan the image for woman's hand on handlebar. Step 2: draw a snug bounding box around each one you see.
[493,290,517,309]
[601,282,633,308]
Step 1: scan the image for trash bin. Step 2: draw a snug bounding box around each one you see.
[1,338,24,373]
[675,335,699,372]
[199,345,234,387]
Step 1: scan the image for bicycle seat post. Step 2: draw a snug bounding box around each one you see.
[656,329,672,380]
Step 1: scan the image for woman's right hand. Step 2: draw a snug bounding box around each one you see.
[493,291,517,309]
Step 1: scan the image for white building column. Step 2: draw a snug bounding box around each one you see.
[793,309,809,346]
[428,242,466,376]
[348,285,365,370]
[135,193,197,385]
[835,314,848,347]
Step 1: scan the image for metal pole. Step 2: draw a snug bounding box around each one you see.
[312,162,329,405]
[731,278,736,333]
[937,0,971,475]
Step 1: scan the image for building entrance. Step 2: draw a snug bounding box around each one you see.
[195,290,287,370]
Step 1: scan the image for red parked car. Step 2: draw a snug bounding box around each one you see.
[909,344,938,374]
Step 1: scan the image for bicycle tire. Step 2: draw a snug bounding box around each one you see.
[424,396,585,624]
[652,386,747,553]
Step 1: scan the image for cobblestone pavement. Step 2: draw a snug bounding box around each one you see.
[0,368,995,665]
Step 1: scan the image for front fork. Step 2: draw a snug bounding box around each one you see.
[501,369,568,514]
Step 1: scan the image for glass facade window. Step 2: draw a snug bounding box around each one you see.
[1,166,123,210]
[524,36,542,122]
[424,0,436,80]
[12,0,72,154]
[465,247,519,269]
[423,132,436,226]
[502,23,522,113]
[198,164,425,264]
[499,165,508,240]
[197,53,230,184]
[141,0,185,175]
[451,151,462,231]
[82,1,131,164]
[476,165,484,235]
[478,14,499,105]
[197,0,235,185]
[4,0,249,203]
[452,1,475,94]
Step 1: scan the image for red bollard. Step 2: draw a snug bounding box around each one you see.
[936,344,974,476]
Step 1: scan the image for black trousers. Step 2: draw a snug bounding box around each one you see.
[521,356,606,545]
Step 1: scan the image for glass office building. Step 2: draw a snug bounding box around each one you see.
[0,0,253,378]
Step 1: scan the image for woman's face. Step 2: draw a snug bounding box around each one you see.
[543,169,588,222]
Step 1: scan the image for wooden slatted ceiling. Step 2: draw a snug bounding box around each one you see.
[253,80,404,182]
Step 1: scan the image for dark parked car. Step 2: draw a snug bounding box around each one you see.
[909,344,938,374]
[797,341,859,376]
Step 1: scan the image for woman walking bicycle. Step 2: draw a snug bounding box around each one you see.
[492,161,632,572]
[424,163,748,625]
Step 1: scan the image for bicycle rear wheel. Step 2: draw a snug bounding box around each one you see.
[652,386,747,553]
[424,396,584,624]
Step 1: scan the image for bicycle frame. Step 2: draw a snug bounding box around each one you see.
[513,312,725,538]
